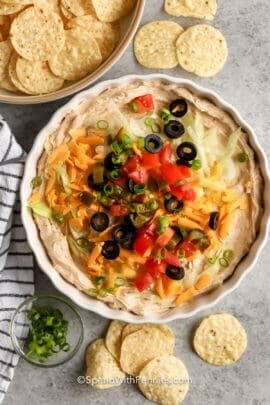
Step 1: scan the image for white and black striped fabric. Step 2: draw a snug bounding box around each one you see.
[0,117,34,403]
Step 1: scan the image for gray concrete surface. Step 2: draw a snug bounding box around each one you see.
[2,1,270,404]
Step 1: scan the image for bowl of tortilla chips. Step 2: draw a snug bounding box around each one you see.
[0,0,145,104]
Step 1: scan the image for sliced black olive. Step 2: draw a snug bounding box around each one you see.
[176,159,192,168]
[166,227,184,250]
[123,215,136,231]
[90,212,109,232]
[104,152,120,171]
[164,120,185,139]
[176,142,197,161]
[88,174,108,191]
[164,196,184,214]
[169,99,188,118]
[112,225,136,250]
[127,178,135,193]
[101,240,120,260]
[144,134,163,153]
[209,211,219,230]
[79,192,95,205]
[166,265,185,281]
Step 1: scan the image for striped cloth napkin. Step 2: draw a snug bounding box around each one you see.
[0,116,34,403]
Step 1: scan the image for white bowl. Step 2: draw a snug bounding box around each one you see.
[21,74,270,323]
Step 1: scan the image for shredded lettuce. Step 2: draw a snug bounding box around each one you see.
[187,112,210,176]
[220,128,242,166]
[29,202,52,218]
[57,165,71,195]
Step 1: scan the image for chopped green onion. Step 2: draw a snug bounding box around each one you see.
[29,202,52,219]
[149,200,158,211]
[57,165,71,195]
[52,213,64,224]
[151,123,161,133]
[96,120,109,130]
[137,137,145,149]
[93,163,104,184]
[192,159,202,170]
[103,183,114,196]
[238,152,249,163]
[130,101,139,112]
[122,135,133,149]
[158,216,169,235]
[219,257,229,268]
[144,117,155,127]
[31,176,42,189]
[115,277,125,287]
[109,169,122,179]
[26,306,70,363]
[223,249,234,261]
[160,108,171,124]
[111,141,123,155]
[76,238,93,253]
[97,192,111,207]
[179,228,188,238]
[133,183,147,195]
[207,256,218,265]
[93,276,106,286]
[155,247,168,262]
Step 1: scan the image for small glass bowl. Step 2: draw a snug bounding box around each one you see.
[10,295,84,367]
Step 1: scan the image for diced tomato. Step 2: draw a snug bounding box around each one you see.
[135,272,154,292]
[170,185,184,200]
[109,204,128,217]
[159,144,172,164]
[144,259,167,279]
[124,156,140,173]
[139,222,157,237]
[160,163,190,185]
[181,184,197,201]
[134,232,155,256]
[111,176,127,188]
[156,227,175,247]
[177,240,197,258]
[141,152,160,169]
[149,167,163,181]
[130,94,154,114]
[166,253,180,267]
[129,167,149,184]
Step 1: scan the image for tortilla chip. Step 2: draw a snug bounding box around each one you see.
[121,323,175,344]
[61,0,95,17]
[10,6,65,62]
[176,24,228,77]
[138,355,190,405]
[134,21,184,69]
[8,53,31,94]
[0,1,26,15]
[92,0,136,22]
[48,28,102,81]
[16,57,64,95]
[0,40,12,81]
[120,326,175,376]
[105,320,127,360]
[67,15,119,60]
[165,0,217,20]
[193,313,247,365]
[85,338,125,389]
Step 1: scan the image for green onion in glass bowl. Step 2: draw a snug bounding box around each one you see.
[10,295,83,367]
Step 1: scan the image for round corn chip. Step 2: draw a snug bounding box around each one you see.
[0,40,12,81]
[92,0,136,23]
[16,57,64,94]
[120,326,175,376]
[165,0,217,20]
[61,0,94,17]
[105,320,127,360]
[36,0,59,13]
[48,28,102,81]
[0,0,32,4]
[176,24,228,77]
[10,6,65,62]
[193,313,247,366]
[0,1,26,15]
[67,15,119,60]
[121,323,175,344]
[85,338,125,389]
[138,355,190,405]
[0,73,17,91]
[134,21,184,69]
[59,3,74,20]
[8,53,31,94]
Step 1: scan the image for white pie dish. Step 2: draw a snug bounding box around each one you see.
[20,74,270,323]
